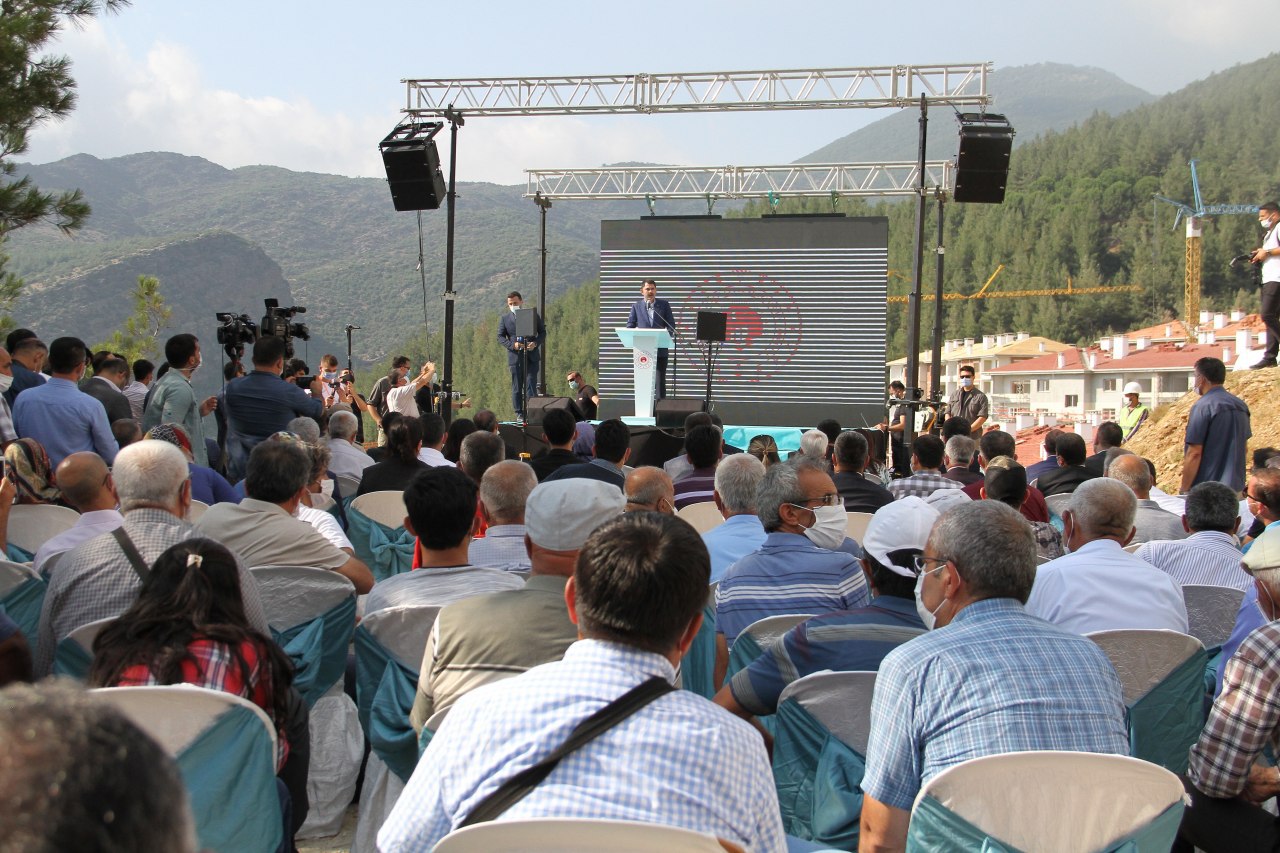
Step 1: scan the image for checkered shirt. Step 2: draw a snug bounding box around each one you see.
[886,470,964,501]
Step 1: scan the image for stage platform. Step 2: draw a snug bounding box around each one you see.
[499,421,804,469]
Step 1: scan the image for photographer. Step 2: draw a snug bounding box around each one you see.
[223,337,323,483]
[1252,201,1280,369]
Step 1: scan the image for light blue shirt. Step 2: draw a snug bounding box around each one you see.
[379,639,784,852]
[1025,538,1189,635]
[702,514,767,583]
[32,509,124,577]
[1135,530,1250,591]
[862,598,1129,810]
[13,377,118,467]
[467,524,531,573]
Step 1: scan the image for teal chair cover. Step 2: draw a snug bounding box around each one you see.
[269,596,357,708]
[683,601,717,699]
[773,697,864,851]
[176,703,284,853]
[726,632,766,686]
[6,543,33,563]
[52,634,93,679]
[355,623,421,783]
[906,794,1184,853]
[347,504,414,582]
[0,573,43,641]
[1126,646,1208,775]
[418,723,435,757]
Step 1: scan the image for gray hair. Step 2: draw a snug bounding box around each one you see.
[302,440,332,484]
[1103,446,1133,475]
[1185,481,1240,533]
[833,431,868,471]
[460,431,505,482]
[327,410,358,440]
[0,682,197,853]
[714,453,766,514]
[756,456,825,532]
[1067,478,1137,541]
[244,439,312,503]
[929,500,1037,602]
[944,435,976,466]
[798,429,829,460]
[1107,454,1151,494]
[286,416,321,444]
[480,460,538,523]
[113,441,190,514]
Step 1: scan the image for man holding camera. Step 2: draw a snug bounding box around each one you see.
[1252,201,1280,369]
[223,337,323,482]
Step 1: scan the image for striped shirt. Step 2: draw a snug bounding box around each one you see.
[1135,530,1251,591]
[862,597,1129,810]
[672,466,717,510]
[715,532,869,648]
[380,639,785,852]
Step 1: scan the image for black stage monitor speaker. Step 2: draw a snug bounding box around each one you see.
[514,307,540,338]
[696,311,727,343]
[526,395,585,426]
[655,397,707,429]
[381,140,447,211]
[954,113,1015,204]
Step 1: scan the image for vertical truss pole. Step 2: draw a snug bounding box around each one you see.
[442,107,463,427]
[904,94,928,445]
[929,189,946,403]
[535,192,552,395]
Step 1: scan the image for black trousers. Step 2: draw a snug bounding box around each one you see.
[1262,280,1280,361]
[656,348,669,399]
[1174,775,1280,853]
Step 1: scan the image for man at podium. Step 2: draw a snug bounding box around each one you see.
[626,279,676,399]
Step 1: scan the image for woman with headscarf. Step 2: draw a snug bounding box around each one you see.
[4,438,62,505]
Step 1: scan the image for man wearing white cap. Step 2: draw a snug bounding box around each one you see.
[409,479,625,732]
[713,497,931,722]
[1177,526,1280,851]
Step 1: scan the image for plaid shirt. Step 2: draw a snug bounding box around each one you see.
[887,470,964,501]
[1189,621,1280,798]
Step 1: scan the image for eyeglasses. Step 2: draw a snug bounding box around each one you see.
[912,554,949,577]
[790,494,844,509]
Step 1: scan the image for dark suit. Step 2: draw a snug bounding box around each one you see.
[529,448,580,482]
[81,376,133,425]
[542,459,625,490]
[497,309,546,418]
[1083,451,1108,478]
[1033,464,1097,498]
[832,471,893,514]
[626,298,675,398]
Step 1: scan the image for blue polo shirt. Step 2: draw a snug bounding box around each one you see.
[223,370,323,480]
[1185,385,1251,492]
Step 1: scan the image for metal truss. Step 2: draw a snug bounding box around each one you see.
[405,64,991,117]
[525,161,953,201]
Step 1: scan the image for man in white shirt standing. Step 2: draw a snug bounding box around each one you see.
[1250,200,1280,369]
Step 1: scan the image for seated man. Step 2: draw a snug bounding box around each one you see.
[715,497,931,722]
[1107,454,1188,544]
[34,441,269,676]
[416,414,453,468]
[860,500,1130,851]
[1136,481,1250,591]
[623,466,675,515]
[961,429,1050,523]
[467,460,538,572]
[32,452,123,576]
[410,479,625,731]
[671,424,721,510]
[1026,478,1189,634]
[363,467,524,617]
[701,454,767,582]
[544,418,630,489]
[886,434,963,501]
[942,435,982,485]
[1032,431,1097,497]
[662,411,714,485]
[831,430,892,514]
[1085,421,1123,477]
[379,512,784,852]
[325,410,374,482]
[981,457,1064,560]
[197,437,374,593]
[528,408,579,482]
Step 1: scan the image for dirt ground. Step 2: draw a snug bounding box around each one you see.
[1125,368,1280,493]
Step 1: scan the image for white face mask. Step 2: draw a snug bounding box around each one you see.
[1263,218,1275,230]
[0,373,13,394]
[509,304,519,314]
[795,503,847,551]
[960,377,973,389]
[914,565,946,630]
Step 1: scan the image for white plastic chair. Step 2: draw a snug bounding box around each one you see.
[434,818,731,852]
[777,670,878,755]
[1085,629,1204,706]
[1123,542,1143,554]
[739,613,812,651]
[909,751,1186,853]
[1181,584,1245,649]
[845,511,874,543]
[1044,493,1073,517]
[0,559,38,597]
[249,565,356,632]
[677,501,723,533]
[187,499,210,523]
[53,616,115,678]
[5,503,79,554]
[350,490,408,530]
[335,474,363,501]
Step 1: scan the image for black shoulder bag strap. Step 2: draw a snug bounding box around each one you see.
[459,676,675,828]
[111,526,151,583]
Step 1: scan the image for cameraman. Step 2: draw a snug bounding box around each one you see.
[223,337,323,482]
[1252,201,1280,369]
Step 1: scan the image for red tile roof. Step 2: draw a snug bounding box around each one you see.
[990,347,1112,374]
[1012,423,1076,467]
[1105,342,1230,370]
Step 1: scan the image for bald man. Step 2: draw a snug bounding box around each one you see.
[1108,454,1187,544]
[624,467,675,515]
[32,453,122,576]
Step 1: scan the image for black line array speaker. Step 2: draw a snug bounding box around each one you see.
[954,113,1015,204]
[655,397,707,429]
[696,310,727,342]
[381,140,447,211]
[526,395,585,426]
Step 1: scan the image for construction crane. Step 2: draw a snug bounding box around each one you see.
[886,264,1142,303]
[1154,159,1257,338]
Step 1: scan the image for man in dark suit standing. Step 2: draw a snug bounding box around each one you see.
[625,279,676,399]
[497,290,545,421]
[82,355,134,425]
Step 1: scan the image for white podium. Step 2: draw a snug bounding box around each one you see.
[615,327,673,419]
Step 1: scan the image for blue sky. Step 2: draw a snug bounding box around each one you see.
[24,0,1270,185]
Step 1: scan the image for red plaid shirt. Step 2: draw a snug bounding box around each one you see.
[117,634,287,770]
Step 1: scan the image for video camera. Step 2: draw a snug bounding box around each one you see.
[214,311,257,361]
[260,298,310,358]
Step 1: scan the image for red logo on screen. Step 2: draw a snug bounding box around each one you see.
[682,270,801,381]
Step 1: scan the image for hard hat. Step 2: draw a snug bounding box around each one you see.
[1122,382,1142,395]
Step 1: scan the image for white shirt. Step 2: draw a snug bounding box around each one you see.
[296,503,353,552]
[387,382,420,418]
[1263,221,1280,283]
[418,446,454,468]
[33,509,125,576]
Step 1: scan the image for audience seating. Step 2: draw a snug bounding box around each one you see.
[5,503,78,557]
[907,751,1185,852]
[1122,542,1143,554]
[187,499,210,522]
[348,491,414,582]
[1181,584,1244,650]
[682,597,718,699]
[433,818,732,852]
[417,706,451,757]
[1044,493,1073,516]
[353,603,440,852]
[676,501,723,534]
[1087,629,1207,774]
[0,559,44,640]
[251,565,361,838]
[845,512,873,543]
[335,474,363,500]
[726,614,814,688]
[52,616,114,679]
[92,684,284,853]
[773,670,877,850]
